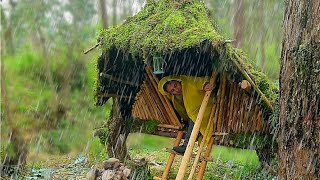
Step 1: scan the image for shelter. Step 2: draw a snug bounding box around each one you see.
[95,0,278,179]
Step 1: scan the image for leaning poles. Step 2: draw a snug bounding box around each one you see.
[175,69,217,180]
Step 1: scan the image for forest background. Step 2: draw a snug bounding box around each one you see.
[0,0,283,176]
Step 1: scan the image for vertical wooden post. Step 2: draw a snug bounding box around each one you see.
[187,102,216,180]
[196,137,214,180]
[175,70,217,180]
[161,131,184,179]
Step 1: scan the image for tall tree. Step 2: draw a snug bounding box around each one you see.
[112,0,117,26]
[278,0,320,179]
[99,0,108,28]
[258,1,266,72]
[233,0,245,48]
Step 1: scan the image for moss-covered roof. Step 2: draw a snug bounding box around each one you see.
[96,0,278,111]
[99,0,222,59]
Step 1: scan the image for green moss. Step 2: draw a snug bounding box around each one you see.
[96,0,278,111]
[99,0,222,58]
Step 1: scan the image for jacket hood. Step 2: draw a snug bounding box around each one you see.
[158,76,183,96]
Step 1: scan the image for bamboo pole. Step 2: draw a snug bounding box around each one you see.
[230,52,273,110]
[251,105,259,132]
[242,94,250,132]
[145,78,167,123]
[161,131,184,179]
[216,74,227,133]
[175,70,217,180]
[145,68,182,127]
[196,137,214,180]
[212,74,223,132]
[227,83,236,132]
[146,73,174,124]
[222,79,231,132]
[187,102,217,180]
[244,96,255,132]
[231,84,240,132]
[157,124,181,130]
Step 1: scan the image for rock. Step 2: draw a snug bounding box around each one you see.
[113,161,120,169]
[119,166,125,171]
[104,158,120,170]
[101,170,115,180]
[123,168,131,177]
[115,174,121,180]
[86,166,97,180]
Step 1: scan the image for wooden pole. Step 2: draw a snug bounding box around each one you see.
[230,51,273,110]
[161,131,184,179]
[187,102,217,180]
[145,68,182,128]
[196,137,215,180]
[175,70,217,180]
[216,74,227,133]
[227,83,236,132]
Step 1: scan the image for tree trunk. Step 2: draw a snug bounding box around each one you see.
[1,2,15,55]
[233,0,245,48]
[278,0,320,179]
[112,0,117,26]
[98,0,108,28]
[258,1,266,72]
[106,98,129,161]
[1,54,27,176]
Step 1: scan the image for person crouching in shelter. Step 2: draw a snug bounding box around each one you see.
[158,75,217,154]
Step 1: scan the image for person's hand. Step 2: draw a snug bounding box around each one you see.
[239,80,251,92]
[203,82,213,91]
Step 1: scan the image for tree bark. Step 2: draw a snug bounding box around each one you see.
[106,98,129,161]
[112,0,117,26]
[258,1,266,72]
[98,0,108,28]
[278,0,320,179]
[1,53,27,176]
[233,0,245,48]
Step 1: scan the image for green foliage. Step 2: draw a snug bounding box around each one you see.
[128,133,265,179]
[43,128,71,154]
[86,138,108,164]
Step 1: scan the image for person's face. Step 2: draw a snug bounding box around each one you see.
[165,81,182,95]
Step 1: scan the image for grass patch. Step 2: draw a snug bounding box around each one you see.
[127,133,262,179]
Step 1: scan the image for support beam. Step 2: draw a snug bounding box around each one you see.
[196,137,215,180]
[101,73,140,87]
[161,131,184,179]
[175,70,217,180]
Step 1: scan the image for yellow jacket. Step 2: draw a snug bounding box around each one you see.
[158,75,215,143]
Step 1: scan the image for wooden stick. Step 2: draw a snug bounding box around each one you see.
[231,84,239,132]
[101,73,139,87]
[212,74,223,132]
[187,102,217,180]
[216,74,227,133]
[147,77,173,124]
[196,137,214,180]
[157,124,182,130]
[251,105,259,133]
[145,68,182,127]
[227,83,236,132]
[161,131,184,179]
[83,41,101,54]
[222,76,230,132]
[230,52,273,110]
[98,93,131,99]
[242,96,252,132]
[175,70,217,180]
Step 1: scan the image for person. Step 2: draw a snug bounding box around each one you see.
[158,75,216,153]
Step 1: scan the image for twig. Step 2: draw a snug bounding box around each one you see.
[83,41,101,54]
